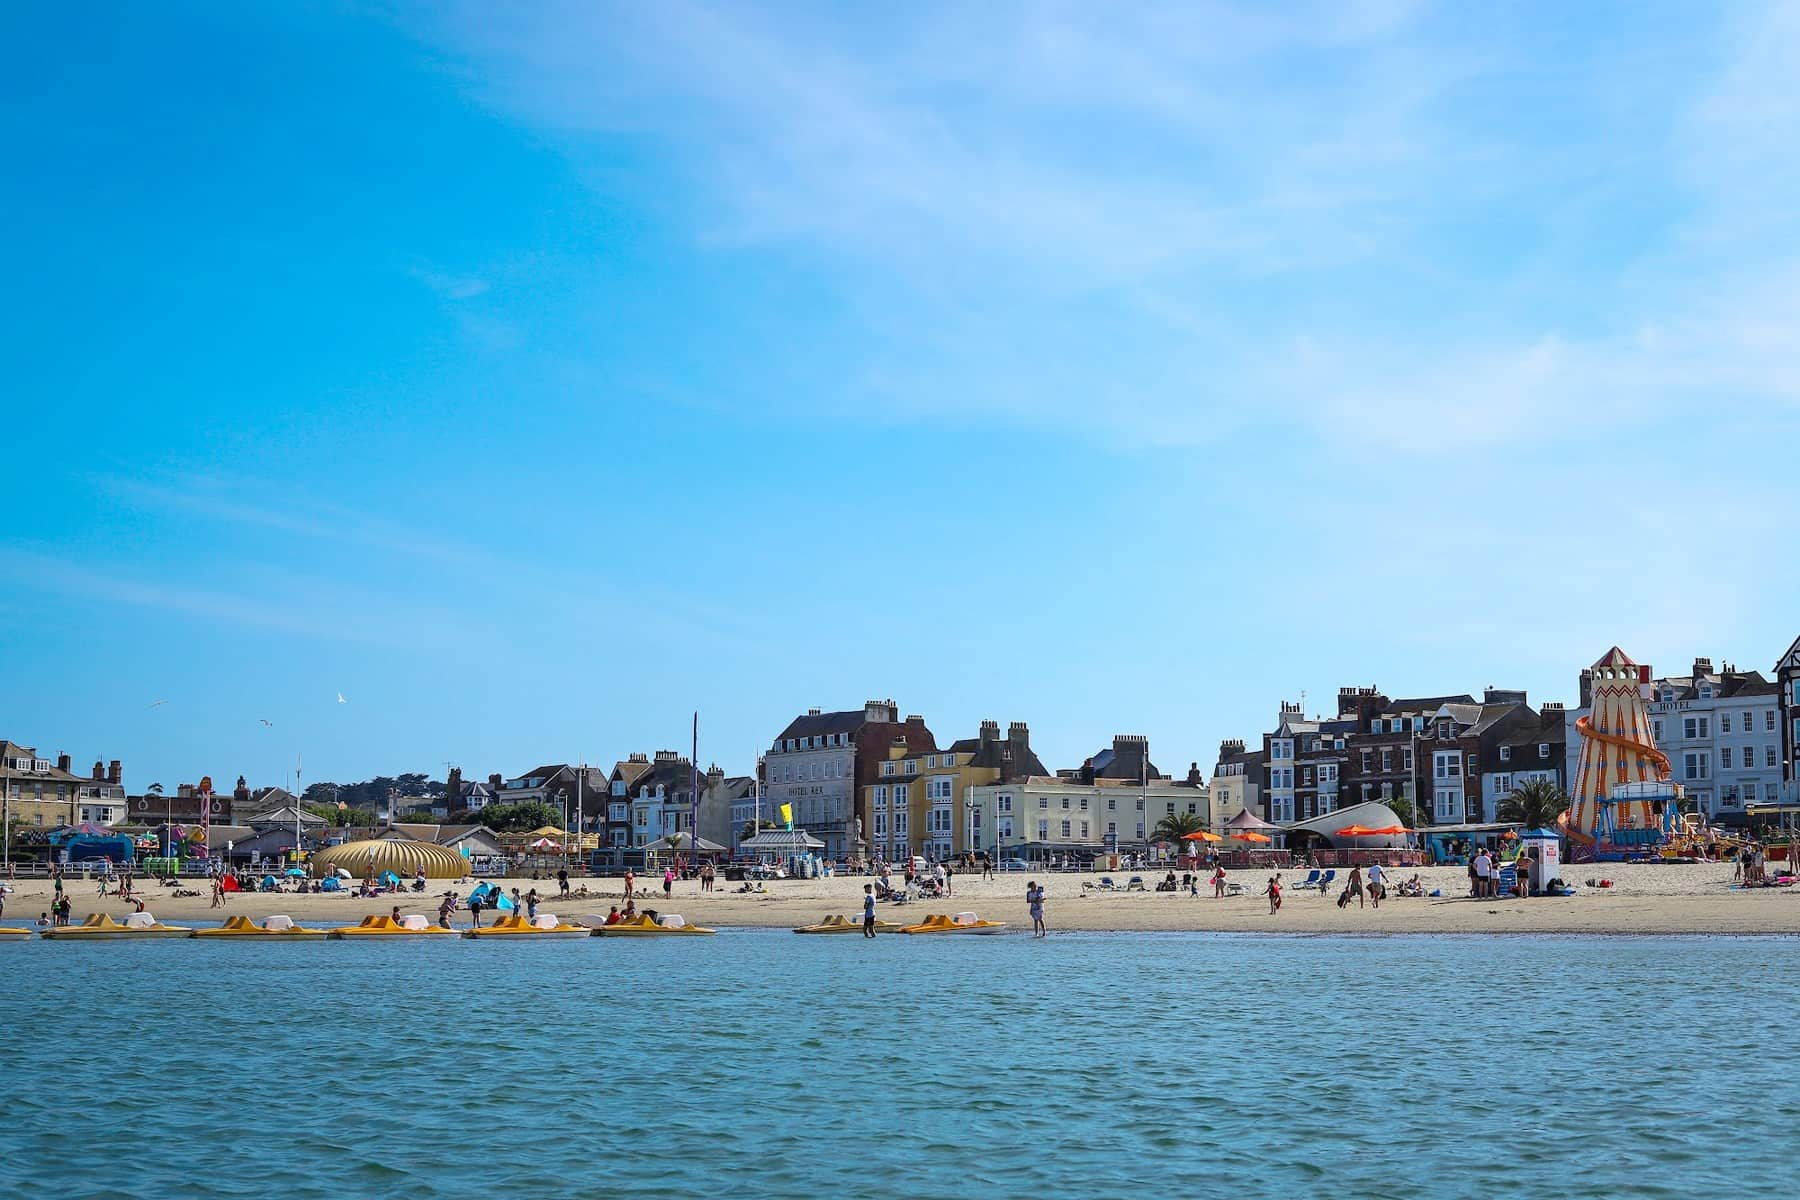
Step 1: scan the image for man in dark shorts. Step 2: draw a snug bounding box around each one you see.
[862,884,877,938]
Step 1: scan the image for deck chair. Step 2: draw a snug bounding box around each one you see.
[1096,876,1121,891]
[1126,876,1146,891]
[1296,869,1322,891]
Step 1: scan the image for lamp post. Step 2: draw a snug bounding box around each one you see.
[558,788,570,872]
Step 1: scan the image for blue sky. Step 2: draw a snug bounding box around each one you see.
[3,1,1797,793]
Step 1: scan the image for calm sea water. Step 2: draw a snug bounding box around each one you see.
[0,929,1793,1199]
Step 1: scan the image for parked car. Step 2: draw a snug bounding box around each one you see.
[999,858,1031,872]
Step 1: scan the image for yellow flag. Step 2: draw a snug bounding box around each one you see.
[780,803,793,827]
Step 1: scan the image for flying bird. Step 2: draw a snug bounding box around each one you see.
[259,719,274,727]
[336,692,347,704]
[147,699,169,709]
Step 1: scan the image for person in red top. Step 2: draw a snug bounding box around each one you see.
[1212,865,1228,898]
[1263,873,1282,914]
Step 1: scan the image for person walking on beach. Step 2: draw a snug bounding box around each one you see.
[1339,866,1365,910]
[210,875,224,909]
[468,892,484,929]
[1263,873,1283,914]
[1027,880,1046,937]
[526,889,539,921]
[862,884,877,938]
[662,867,675,899]
[438,892,457,927]
[623,868,636,899]
[557,868,570,898]
[1212,864,1228,898]
[1367,861,1385,908]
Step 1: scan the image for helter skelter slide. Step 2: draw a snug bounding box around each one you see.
[1562,646,1681,861]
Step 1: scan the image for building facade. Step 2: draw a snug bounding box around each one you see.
[1644,658,1782,818]
[765,700,937,861]
[860,719,1046,861]
[1208,739,1263,836]
[1,744,126,828]
[1777,636,1800,799]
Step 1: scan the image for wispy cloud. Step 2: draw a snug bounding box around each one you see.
[412,1,1800,470]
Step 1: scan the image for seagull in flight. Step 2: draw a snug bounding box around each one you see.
[336,692,347,704]
[147,699,169,709]
[259,719,274,727]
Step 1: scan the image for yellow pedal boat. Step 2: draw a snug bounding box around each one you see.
[591,913,715,937]
[793,913,903,934]
[193,915,328,939]
[462,913,589,939]
[330,914,455,938]
[900,912,1007,935]
[0,925,33,938]
[41,912,190,939]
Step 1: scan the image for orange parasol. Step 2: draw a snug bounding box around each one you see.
[1362,825,1414,836]
[1182,830,1223,842]
[1335,824,1376,838]
[1233,831,1272,844]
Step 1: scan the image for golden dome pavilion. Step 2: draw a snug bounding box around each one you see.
[309,838,468,880]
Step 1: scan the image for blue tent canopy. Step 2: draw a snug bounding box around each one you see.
[379,870,401,886]
[319,876,342,891]
[466,882,514,911]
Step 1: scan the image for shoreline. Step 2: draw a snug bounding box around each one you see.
[5,861,1797,937]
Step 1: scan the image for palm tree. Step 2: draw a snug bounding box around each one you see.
[1498,778,1569,829]
[1151,811,1207,844]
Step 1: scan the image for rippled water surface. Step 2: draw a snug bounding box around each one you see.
[2,930,1794,1199]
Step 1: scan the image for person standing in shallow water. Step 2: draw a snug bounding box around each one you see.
[1028,880,1046,937]
[862,884,877,938]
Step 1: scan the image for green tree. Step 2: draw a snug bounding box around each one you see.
[1497,778,1569,829]
[479,800,562,832]
[1151,811,1207,843]
[304,802,378,827]
[1387,794,1419,829]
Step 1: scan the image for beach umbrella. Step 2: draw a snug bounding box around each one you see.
[528,837,558,851]
[334,867,353,879]
[1335,825,1377,838]
[1182,830,1223,843]
[1232,831,1272,844]
[1363,825,1414,835]
[284,868,306,877]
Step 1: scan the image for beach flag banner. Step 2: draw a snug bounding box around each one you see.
[780,803,793,829]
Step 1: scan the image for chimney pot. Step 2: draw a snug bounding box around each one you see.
[56,752,72,772]
[93,761,105,780]
[109,759,122,784]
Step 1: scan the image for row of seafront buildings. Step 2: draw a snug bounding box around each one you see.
[7,637,1800,867]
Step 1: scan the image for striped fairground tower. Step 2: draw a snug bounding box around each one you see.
[1567,646,1672,841]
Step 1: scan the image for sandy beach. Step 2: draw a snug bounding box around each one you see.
[5,861,1797,935]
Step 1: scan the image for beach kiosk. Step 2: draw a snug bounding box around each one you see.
[1517,827,1561,896]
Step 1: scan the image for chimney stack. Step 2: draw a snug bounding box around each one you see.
[93,761,105,781]
[488,773,503,790]
[1220,738,1245,757]
[1693,657,1714,678]
[980,719,1000,742]
[108,760,122,785]
[56,752,72,773]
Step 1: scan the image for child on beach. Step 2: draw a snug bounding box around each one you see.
[1028,881,1046,937]
[1263,874,1282,914]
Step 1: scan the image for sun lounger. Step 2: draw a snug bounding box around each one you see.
[1096,876,1121,892]
[1296,869,1322,891]
[1126,876,1145,891]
